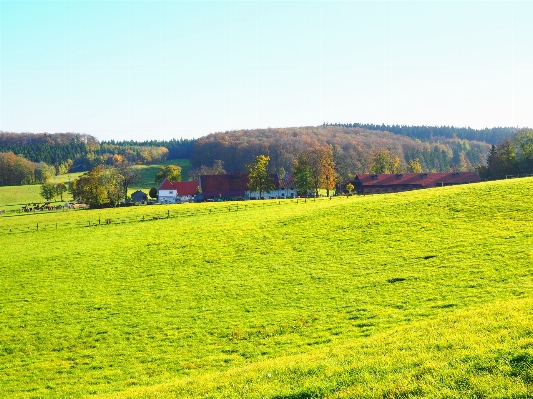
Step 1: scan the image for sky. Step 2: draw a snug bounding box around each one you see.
[1,0,532,141]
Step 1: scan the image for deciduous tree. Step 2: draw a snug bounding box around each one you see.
[155,165,182,184]
[306,146,336,197]
[407,158,423,173]
[293,154,313,196]
[370,150,402,174]
[55,182,67,201]
[246,155,275,199]
[40,183,56,201]
[149,187,158,199]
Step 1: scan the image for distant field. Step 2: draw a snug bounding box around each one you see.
[1,179,533,398]
[0,159,191,209]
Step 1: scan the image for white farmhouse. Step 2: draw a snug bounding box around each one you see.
[158,179,199,204]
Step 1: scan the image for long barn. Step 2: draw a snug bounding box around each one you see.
[346,172,481,194]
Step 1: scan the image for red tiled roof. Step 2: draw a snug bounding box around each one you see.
[355,172,481,188]
[158,179,199,195]
[173,181,199,196]
[158,178,176,190]
[200,173,249,195]
[279,178,296,189]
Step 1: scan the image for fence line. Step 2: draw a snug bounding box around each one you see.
[1,196,341,235]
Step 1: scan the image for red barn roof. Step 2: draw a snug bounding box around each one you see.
[158,179,199,195]
[173,181,200,196]
[200,173,249,197]
[200,172,280,196]
[158,178,176,190]
[355,172,481,188]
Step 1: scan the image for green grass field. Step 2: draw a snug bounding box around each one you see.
[0,159,191,211]
[1,178,532,398]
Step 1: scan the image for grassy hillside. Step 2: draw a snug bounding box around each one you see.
[129,159,192,193]
[1,178,532,398]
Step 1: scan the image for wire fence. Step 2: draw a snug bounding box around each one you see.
[0,197,337,235]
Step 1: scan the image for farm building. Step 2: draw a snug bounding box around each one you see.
[198,171,249,201]
[158,179,199,203]
[248,174,297,199]
[198,172,296,201]
[131,190,148,203]
[345,172,481,194]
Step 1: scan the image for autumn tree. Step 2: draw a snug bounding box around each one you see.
[155,165,182,184]
[100,166,126,206]
[407,158,423,173]
[346,183,355,195]
[71,165,124,207]
[71,166,109,206]
[246,155,275,199]
[306,146,336,197]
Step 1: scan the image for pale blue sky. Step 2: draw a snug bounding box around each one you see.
[1,1,532,141]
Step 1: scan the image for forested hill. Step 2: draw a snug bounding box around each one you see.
[325,123,516,145]
[100,138,194,160]
[191,125,491,178]
[0,133,193,174]
[0,132,99,166]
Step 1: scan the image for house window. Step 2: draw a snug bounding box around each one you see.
[169,191,173,194]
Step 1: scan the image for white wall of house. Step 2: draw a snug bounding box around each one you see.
[247,188,296,199]
[158,189,178,204]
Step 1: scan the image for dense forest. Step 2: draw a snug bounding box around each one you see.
[0,133,98,167]
[101,139,194,160]
[325,123,516,145]
[191,126,491,180]
[477,128,533,180]
[0,151,56,186]
[0,125,526,188]
[0,133,194,185]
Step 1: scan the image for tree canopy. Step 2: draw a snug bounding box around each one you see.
[155,165,182,184]
[70,165,125,207]
[478,129,533,180]
[246,155,275,199]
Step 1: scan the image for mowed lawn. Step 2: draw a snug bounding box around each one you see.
[1,179,533,398]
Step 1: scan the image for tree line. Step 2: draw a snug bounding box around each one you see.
[0,132,193,186]
[476,128,533,180]
[0,152,56,186]
[324,123,516,145]
[191,126,489,181]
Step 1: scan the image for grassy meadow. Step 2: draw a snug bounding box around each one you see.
[1,178,533,398]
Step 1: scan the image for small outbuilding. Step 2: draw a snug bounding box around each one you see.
[131,190,148,203]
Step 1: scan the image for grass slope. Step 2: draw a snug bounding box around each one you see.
[1,178,532,398]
